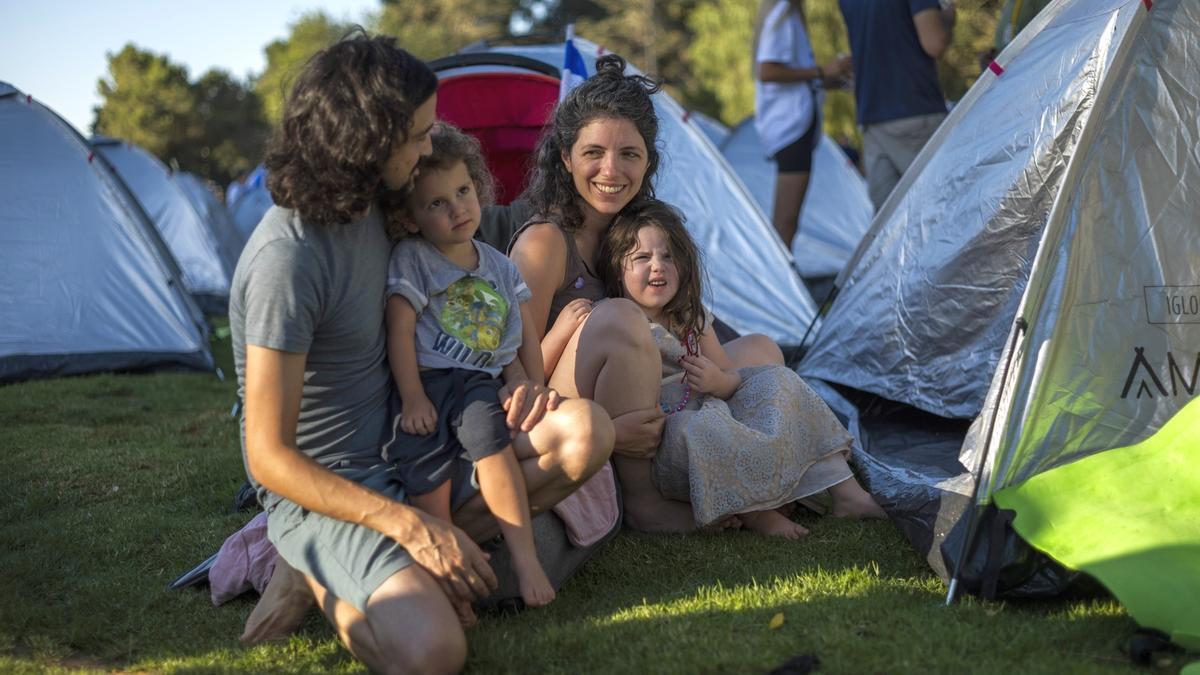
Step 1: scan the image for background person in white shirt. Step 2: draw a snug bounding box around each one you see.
[753,0,851,249]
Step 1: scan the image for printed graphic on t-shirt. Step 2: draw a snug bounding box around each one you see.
[433,276,509,367]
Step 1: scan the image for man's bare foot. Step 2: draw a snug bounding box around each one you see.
[739,509,810,539]
[513,556,555,607]
[240,560,315,645]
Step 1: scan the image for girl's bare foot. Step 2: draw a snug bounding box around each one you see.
[739,509,810,539]
[513,556,556,607]
[828,479,887,519]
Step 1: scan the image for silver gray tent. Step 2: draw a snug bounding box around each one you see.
[721,119,873,282]
[797,0,1199,595]
[432,37,819,347]
[0,83,212,383]
[93,138,239,314]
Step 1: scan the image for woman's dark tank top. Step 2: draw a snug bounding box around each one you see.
[508,214,607,331]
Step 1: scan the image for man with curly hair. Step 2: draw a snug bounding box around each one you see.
[229,32,614,674]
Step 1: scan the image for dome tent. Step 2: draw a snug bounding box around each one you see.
[720,118,873,283]
[92,137,240,315]
[796,0,1199,645]
[429,37,819,348]
[0,82,212,383]
[175,171,246,260]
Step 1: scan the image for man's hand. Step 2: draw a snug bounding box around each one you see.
[399,393,438,436]
[610,406,666,459]
[499,380,561,434]
[403,511,498,607]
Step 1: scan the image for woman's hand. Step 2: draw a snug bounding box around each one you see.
[547,298,593,343]
[400,394,438,436]
[611,406,666,459]
[820,54,853,86]
[681,354,741,400]
[499,380,561,434]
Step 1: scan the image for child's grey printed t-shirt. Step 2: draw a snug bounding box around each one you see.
[387,238,530,377]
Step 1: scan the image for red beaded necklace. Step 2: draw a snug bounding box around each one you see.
[661,329,699,415]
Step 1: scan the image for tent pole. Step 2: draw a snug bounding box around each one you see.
[944,316,1027,606]
[798,281,839,350]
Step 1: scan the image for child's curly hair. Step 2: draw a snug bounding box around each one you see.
[388,122,496,240]
[598,199,706,341]
[264,30,437,227]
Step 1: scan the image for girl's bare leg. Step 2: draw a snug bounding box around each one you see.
[453,397,613,541]
[409,481,452,522]
[724,333,785,368]
[474,448,555,607]
[550,298,696,533]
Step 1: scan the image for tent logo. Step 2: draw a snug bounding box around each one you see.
[1144,285,1200,324]
[1121,347,1200,399]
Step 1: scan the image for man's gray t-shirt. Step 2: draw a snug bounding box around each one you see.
[230,206,393,504]
[386,238,530,377]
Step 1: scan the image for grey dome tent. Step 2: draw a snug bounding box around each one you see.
[0,82,212,383]
[796,0,1199,634]
[721,118,873,284]
[176,171,246,261]
[92,137,240,314]
[228,165,273,241]
[430,37,819,347]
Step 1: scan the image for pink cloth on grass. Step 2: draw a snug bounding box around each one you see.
[210,511,279,606]
[551,462,620,547]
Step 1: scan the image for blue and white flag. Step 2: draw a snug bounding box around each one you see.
[559,24,589,101]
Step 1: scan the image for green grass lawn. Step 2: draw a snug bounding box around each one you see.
[0,335,1189,674]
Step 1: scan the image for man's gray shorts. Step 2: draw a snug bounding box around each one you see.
[862,111,946,210]
[265,462,480,613]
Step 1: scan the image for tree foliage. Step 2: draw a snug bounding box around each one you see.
[374,0,520,60]
[94,45,268,188]
[255,12,355,126]
[94,45,198,161]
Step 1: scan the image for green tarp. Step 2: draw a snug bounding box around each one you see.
[994,397,1200,649]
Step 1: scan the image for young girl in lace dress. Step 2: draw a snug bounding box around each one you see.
[598,199,884,538]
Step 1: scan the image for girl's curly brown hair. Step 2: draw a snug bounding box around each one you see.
[389,122,496,240]
[525,53,662,232]
[598,199,706,341]
[264,30,437,226]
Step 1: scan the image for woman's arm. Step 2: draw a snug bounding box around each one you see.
[757,55,851,85]
[510,222,573,375]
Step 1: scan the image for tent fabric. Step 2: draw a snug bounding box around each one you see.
[434,39,818,346]
[793,0,1198,606]
[176,172,246,263]
[93,138,238,314]
[799,0,1187,419]
[0,83,212,383]
[721,118,873,280]
[994,396,1200,650]
[230,175,274,241]
[685,110,730,147]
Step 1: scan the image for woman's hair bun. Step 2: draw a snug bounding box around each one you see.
[595,53,627,78]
